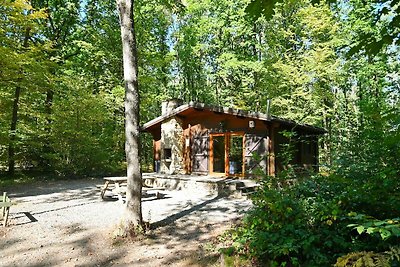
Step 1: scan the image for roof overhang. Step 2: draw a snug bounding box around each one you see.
[141,101,326,136]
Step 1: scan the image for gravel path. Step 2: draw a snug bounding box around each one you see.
[1,178,252,266]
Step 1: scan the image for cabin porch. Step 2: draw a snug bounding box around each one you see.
[142,172,259,198]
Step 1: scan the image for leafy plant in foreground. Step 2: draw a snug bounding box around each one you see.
[225,170,399,266]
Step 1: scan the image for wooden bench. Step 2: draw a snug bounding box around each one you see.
[0,192,13,227]
[101,177,127,201]
[101,177,162,201]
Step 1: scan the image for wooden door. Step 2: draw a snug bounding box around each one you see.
[209,134,227,174]
[192,135,209,172]
[209,133,244,176]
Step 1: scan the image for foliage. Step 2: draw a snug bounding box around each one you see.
[0,0,52,172]
[245,0,400,55]
[348,214,400,241]
[228,173,347,266]
[335,247,400,267]
[226,168,399,266]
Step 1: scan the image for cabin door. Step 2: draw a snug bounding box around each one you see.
[209,133,244,176]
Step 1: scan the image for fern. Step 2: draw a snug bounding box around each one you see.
[385,247,400,264]
[335,247,400,267]
[335,251,390,267]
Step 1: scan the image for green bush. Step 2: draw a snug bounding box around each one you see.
[227,171,400,266]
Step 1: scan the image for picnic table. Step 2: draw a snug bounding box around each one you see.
[100,176,161,201]
[100,177,127,201]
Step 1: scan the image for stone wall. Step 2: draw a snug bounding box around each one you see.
[160,117,184,174]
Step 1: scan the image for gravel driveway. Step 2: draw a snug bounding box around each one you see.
[1,178,252,266]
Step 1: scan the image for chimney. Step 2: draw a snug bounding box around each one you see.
[266,99,271,119]
[161,99,183,115]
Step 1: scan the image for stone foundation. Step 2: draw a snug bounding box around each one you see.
[143,174,227,196]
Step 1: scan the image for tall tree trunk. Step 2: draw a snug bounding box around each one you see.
[160,30,168,92]
[116,0,143,234]
[42,88,54,168]
[8,27,31,175]
[8,87,21,175]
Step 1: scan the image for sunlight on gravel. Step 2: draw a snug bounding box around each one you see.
[1,178,252,266]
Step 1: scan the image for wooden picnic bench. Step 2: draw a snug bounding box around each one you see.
[100,177,127,201]
[100,176,161,201]
[1,192,13,227]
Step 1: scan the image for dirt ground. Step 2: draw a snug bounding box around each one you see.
[0,178,252,266]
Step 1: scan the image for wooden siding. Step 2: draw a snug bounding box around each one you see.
[190,124,209,173]
[244,134,268,175]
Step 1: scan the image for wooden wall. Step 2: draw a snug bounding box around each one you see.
[149,111,321,176]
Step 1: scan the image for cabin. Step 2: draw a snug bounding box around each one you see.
[142,99,325,177]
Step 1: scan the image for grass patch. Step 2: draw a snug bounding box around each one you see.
[1,174,39,188]
[0,170,59,189]
[0,167,126,190]
[220,254,254,267]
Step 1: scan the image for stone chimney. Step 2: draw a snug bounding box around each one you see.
[161,99,183,115]
[160,98,185,174]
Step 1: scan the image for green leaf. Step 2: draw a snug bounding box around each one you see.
[379,229,391,240]
[366,227,375,234]
[356,226,365,234]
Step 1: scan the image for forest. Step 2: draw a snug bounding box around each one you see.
[1,0,399,266]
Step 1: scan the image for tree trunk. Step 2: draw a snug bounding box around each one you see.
[41,88,54,168]
[8,27,31,175]
[116,0,143,234]
[8,87,21,175]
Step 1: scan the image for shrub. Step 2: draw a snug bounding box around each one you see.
[227,171,400,266]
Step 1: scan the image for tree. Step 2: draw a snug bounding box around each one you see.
[0,0,49,175]
[30,0,81,170]
[116,0,143,234]
[245,0,400,55]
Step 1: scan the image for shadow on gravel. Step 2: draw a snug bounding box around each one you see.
[0,237,23,251]
[6,178,103,199]
[10,200,99,226]
[151,195,223,229]
[1,222,126,267]
[162,248,220,267]
[142,192,172,202]
[22,212,38,223]
[143,194,249,258]
[102,191,172,202]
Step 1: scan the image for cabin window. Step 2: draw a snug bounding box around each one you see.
[229,135,244,175]
[164,148,172,161]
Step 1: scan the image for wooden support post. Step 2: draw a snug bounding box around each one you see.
[153,139,156,172]
[268,123,278,177]
[2,192,6,217]
[100,181,110,199]
[115,181,123,202]
[224,134,229,176]
[1,192,13,227]
[188,124,192,174]
[3,202,9,227]
[183,124,192,174]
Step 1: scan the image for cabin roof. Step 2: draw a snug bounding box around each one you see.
[141,101,326,134]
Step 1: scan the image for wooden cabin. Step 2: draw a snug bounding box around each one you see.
[142,99,325,177]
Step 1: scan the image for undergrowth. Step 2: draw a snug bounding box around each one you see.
[220,170,400,266]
